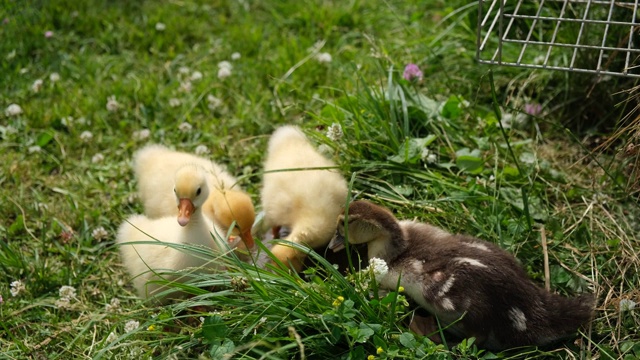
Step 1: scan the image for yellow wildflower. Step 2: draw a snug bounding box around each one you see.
[367,356,376,360]
[147,325,155,331]
[376,346,384,354]
[398,286,405,292]
[332,296,345,307]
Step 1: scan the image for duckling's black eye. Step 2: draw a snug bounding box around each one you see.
[196,187,202,196]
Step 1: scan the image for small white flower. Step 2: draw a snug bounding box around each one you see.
[28,145,42,154]
[10,280,26,297]
[316,52,332,63]
[124,320,140,333]
[426,153,437,164]
[105,297,121,312]
[79,131,93,142]
[0,125,17,136]
[194,144,210,156]
[55,297,71,309]
[326,123,343,142]
[178,122,192,133]
[31,79,43,92]
[5,104,23,116]
[207,94,222,110]
[106,95,120,112]
[49,72,61,82]
[190,71,203,81]
[155,22,166,31]
[168,98,181,108]
[179,81,192,93]
[133,129,150,141]
[218,61,232,70]
[178,66,190,75]
[59,285,77,300]
[366,257,389,283]
[92,153,104,163]
[620,299,637,312]
[106,331,118,343]
[92,226,108,241]
[60,116,73,127]
[218,67,231,79]
[231,52,241,60]
[76,117,88,125]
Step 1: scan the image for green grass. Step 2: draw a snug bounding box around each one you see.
[2,0,640,359]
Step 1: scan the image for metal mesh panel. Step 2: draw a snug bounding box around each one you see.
[476,0,640,77]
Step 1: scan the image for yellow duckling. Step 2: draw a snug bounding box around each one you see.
[116,164,226,301]
[133,144,255,249]
[261,125,348,271]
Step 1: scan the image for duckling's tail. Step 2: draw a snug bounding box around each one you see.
[268,125,309,153]
[536,292,595,346]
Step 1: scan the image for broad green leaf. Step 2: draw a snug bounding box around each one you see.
[455,148,484,174]
[399,332,417,348]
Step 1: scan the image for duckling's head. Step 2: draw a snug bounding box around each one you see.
[174,165,210,227]
[210,189,256,249]
[329,200,400,252]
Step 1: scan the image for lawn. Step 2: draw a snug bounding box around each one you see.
[1,0,639,359]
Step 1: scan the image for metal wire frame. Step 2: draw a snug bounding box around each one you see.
[476,0,640,77]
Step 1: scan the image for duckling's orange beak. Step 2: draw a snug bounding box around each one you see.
[240,228,255,249]
[177,198,195,227]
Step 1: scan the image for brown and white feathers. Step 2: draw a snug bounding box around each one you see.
[329,200,595,350]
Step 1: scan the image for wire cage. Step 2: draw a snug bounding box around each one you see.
[476,0,640,77]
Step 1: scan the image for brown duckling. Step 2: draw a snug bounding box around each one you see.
[329,200,595,351]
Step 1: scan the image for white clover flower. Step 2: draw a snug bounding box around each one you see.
[55,297,71,309]
[59,285,77,300]
[231,52,241,60]
[92,226,108,241]
[60,116,73,127]
[31,79,43,92]
[218,67,231,79]
[366,257,389,283]
[316,52,332,63]
[155,22,166,31]
[105,297,120,312]
[190,71,203,81]
[133,128,150,141]
[76,117,88,125]
[218,61,232,70]
[207,94,222,110]
[92,153,104,163]
[124,320,140,333]
[0,125,17,136]
[10,280,26,297]
[5,104,23,116]
[168,98,181,108]
[326,123,343,142]
[178,66,190,75]
[106,95,120,112]
[106,331,118,343]
[178,122,192,133]
[620,299,637,312]
[179,81,192,93]
[28,145,42,154]
[49,72,61,82]
[194,144,209,156]
[80,131,93,142]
